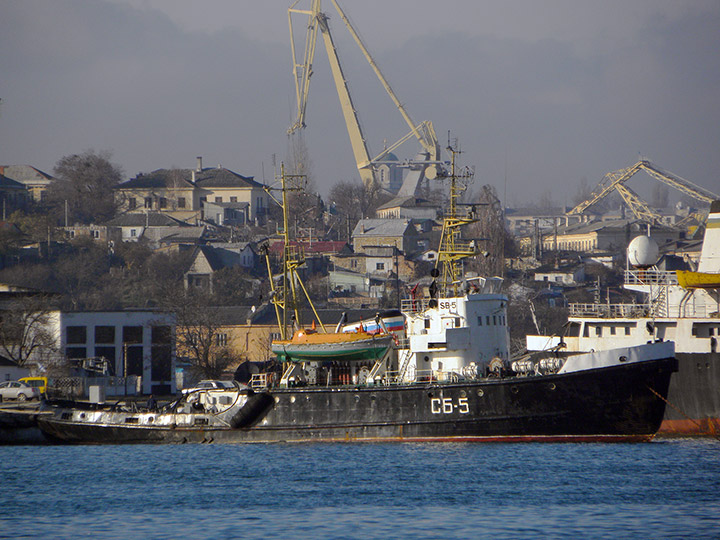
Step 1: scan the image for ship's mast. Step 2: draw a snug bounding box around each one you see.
[435,143,476,296]
[263,164,326,339]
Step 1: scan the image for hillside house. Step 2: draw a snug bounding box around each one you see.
[0,165,54,202]
[541,220,683,254]
[115,157,269,224]
[352,219,432,257]
[103,212,195,243]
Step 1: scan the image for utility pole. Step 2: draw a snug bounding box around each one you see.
[395,248,400,311]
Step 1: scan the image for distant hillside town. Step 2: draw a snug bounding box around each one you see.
[0,151,716,397]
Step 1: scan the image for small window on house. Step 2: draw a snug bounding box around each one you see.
[215,197,222,203]
[455,317,461,328]
[144,197,152,209]
[376,263,385,270]
[178,197,186,208]
[69,230,75,238]
[216,333,228,347]
[493,316,497,325]
[130,229,137,237]
[159,197,167,209]
[129,197,137,209]
[230,197,237,203]
[91,230,100,239]
[351,260,358,268]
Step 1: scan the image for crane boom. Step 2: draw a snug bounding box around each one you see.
[287,0,444,186]
[567,160,719,225]
[316,10,374,182]
[328,0,441,166]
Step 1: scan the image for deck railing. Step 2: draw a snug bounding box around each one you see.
[624,269,678,286]
[569,303,649,318]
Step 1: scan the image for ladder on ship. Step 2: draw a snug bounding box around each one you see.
[651,285,668,318]
[395,348,414,383]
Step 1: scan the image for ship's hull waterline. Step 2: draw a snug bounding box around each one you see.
[37,356,677,444]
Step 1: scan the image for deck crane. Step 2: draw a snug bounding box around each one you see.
[567,160,720,226]
[287,0,444,188]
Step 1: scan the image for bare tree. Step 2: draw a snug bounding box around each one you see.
[572,177,592,207]
[47,149,124,225]
[466,185,509,277]
[652,183,670,209]
[0,295,59,368]
[328,178,391,241]
[171,293,235,380]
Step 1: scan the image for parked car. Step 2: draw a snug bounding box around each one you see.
[0,381,41,402]
[181,380,239,395]
[19,376,48,395]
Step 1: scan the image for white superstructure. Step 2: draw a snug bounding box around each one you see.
[398,277,510,382]
[527,201,720,355]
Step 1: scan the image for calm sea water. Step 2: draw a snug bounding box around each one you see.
[1,439,719,539]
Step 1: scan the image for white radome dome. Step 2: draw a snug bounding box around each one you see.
[627,235,660,268]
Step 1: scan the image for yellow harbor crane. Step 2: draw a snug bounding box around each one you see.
[287,0,444,187]
[567,160,719,226]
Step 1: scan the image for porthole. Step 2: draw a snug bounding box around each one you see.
[548,383,556,391]
[477,389,484,397]
[511,386,519,394]
[460,390,467,398]
[290,396,296,403]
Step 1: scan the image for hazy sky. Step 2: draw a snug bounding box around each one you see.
[2,0,719,204]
